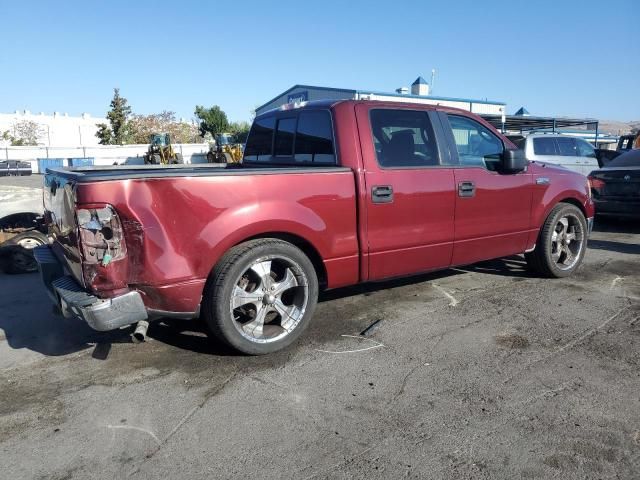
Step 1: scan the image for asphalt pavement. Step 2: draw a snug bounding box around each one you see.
[0,199,638,478]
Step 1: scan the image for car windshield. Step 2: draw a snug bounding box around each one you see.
[607,149,640,167]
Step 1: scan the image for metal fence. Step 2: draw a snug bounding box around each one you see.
[2,143,211,172]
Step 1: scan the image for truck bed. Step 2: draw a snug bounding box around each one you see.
[42,163,360,315]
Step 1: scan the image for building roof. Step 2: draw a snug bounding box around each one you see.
[412,76,428,85]
[481,114,599,133]
[256,84,357,113]
[255,84,506,112]
[356,89,505,106]
[514,107,530,116]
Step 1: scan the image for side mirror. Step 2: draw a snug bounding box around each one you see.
[501,149,527,173]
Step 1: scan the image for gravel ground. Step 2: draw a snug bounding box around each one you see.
[0,215,638,479]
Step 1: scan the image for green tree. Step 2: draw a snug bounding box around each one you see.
[228,120,251,143]
[194,105,229,138]
[98,88,132,145]
[95,123,113,145]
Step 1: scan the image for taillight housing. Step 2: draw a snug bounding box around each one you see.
[588,175,605,197]
[76,204,127,266]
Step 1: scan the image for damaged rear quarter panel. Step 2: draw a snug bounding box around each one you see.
[75,171,359,312]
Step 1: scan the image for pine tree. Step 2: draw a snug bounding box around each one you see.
[104,88,132,145]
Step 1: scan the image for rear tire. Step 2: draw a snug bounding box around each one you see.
[202,239,318,355]
[525,203,587,278]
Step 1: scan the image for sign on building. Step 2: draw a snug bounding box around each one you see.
[287,91,308,104]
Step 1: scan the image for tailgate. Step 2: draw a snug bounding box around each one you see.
[43,171,84,285]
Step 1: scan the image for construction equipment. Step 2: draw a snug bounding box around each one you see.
[144,133,183,165]
[206,133,243,163]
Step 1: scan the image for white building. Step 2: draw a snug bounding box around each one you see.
[255,77,506,118]
[0,110,106,147]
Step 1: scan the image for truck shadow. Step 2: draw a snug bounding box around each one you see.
[0,271,131,358]
[0,255,533,359]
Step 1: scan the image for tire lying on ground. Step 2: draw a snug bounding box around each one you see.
[0,230,48,274]
[202,239,319,355]
[525,202,588,278]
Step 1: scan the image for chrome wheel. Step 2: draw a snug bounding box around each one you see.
[230,255,308,344]
[550,213,584,271]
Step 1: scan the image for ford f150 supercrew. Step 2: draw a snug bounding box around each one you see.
[35,100,595,354]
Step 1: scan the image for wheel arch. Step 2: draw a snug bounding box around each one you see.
[237,232,328,289]
[557,197,587,217]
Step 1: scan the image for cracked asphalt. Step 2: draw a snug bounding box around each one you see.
[0,180,638,478]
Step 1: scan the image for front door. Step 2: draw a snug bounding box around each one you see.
[355,105,456,280]
[443,113,533,266]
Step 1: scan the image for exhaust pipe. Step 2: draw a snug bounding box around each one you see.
[132,320,149,343]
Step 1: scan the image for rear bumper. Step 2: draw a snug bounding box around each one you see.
[34,246,147,331]
[594,198,640,218]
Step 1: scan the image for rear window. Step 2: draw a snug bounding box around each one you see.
[533,137,557,156]
[243,116,275,161]
[243,110,336,164]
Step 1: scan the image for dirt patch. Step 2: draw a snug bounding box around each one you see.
[495,333,530,349]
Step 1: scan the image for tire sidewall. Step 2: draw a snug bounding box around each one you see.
[540,204,588,278]
[210,241,319,355]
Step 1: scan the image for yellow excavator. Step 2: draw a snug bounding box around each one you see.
[144,133,183,164]
[207,133,243,163]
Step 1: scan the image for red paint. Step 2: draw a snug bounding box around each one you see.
[44,100,594,316]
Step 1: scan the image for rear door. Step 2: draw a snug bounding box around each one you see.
[442,113,533,266]
[576,138,599,175]
[355,104,456,280]
[554,137,582,174]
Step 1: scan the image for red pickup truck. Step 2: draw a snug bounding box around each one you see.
[36,100,594,354]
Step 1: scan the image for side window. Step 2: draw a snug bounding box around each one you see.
[533,137,557,156]
[243,116,275,161]
[369,109,439,168]
[555,137,578,157]
[576,139,596,158]
[274,117,296,157]
[295,111,336,163]
[447,115,503,170]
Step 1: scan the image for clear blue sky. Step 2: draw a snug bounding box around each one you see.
[1,0,636,122]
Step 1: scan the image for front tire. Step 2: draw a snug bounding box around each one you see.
[525,203,587,278]
[202,239,319,354]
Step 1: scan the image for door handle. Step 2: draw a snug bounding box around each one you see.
[372,185,393,203]
[458,181,475,198]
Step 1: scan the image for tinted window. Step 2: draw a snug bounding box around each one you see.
[576,139,596,158]
[533,137,557,155]
[274,117,296,157]
[608,149,640,167]
[243,116,275,161]
[448,115,503,169]
[555,137,578,156]
[295,111,335,163]
[370,109,439,167]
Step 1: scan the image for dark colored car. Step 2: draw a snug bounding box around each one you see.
[589,149,640,218]
[35,100,594,355]
[0,160,32,176]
